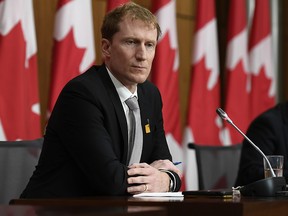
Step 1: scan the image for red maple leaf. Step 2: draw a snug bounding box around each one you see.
[225,60,251,143]
[0,22,41,140]
[188,57,221,145]
[48,29,86,112]
[250,67,275,120]
[151,33,182,144]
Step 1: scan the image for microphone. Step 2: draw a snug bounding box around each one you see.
[216,108,276,177]
[216,108,286,197]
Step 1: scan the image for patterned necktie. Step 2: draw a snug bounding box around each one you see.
[125,96,143,165]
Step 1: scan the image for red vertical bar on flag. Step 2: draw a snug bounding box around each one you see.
[48,0,96,113]
[183,0,221,190]
[151,0,184,189]
[0,0,41,140]
[249,0,275,120]
[224,0,250,145]
[184,0,221,146]
[106,0,129,12]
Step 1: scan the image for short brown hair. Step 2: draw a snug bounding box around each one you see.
[101,2,161,41]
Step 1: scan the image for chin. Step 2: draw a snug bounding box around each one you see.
[136,76,149,84]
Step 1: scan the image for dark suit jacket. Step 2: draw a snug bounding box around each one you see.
[235,102,288,186]
[21,65,172,198]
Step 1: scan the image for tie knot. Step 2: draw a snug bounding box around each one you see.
[125,96,139,110]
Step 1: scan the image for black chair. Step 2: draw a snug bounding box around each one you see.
[188,143,242,190]
[0,138,43,204]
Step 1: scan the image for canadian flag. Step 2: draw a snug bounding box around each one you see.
[48,0,96,113]
[183,0,221,146]
[106,0,129,12]
[249,0,275,120]
[223,0,250,145]
[183,0,221,189]
[151,0,184,189]
[0,0,41,141]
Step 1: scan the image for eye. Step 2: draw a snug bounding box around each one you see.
[146,42,156,50]
[125,39,136,45]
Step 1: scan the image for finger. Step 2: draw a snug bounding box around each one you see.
[127,175,147,185]
[151,160,175,170]
[127,184,148,194]
[127,166,152,176]
[128,163,149,169]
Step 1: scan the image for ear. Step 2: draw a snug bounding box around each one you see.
[102,39,111,58]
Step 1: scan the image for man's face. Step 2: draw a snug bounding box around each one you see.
[102,16,158,92]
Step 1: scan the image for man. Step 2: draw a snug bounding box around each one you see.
[235,101,288,186]
[21,2,181,198]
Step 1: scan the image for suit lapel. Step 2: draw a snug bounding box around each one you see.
[99,66,129,163]
[137,84,150,162]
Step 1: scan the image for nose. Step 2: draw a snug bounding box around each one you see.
[135,43,147,61]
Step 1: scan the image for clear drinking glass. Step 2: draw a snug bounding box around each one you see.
[263,155,284,178]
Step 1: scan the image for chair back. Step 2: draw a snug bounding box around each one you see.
[188,143,242,190]
[0,138,43,204]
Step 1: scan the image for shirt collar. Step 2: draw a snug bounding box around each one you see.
[106,67,138,104]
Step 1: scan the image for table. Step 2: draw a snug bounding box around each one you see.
[9,195,288,216]
[0,205,166,216]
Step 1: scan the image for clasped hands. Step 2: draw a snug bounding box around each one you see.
[127,159,181,194]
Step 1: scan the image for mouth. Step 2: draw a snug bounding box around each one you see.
[132,65,146,70]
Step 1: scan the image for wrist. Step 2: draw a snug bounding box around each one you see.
[160,169,176,192]
[169,176,174,192]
